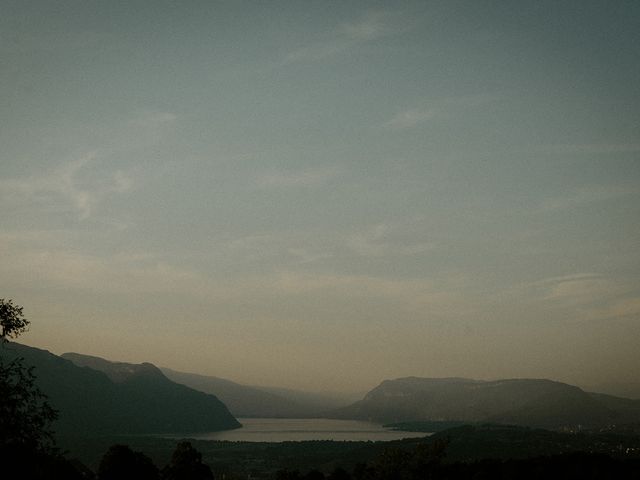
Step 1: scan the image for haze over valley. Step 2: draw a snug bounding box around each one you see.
[4,342,640,438]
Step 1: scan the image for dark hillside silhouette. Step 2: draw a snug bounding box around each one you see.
[62,353,351,418]
[0,299,86,479]
[332,376,640,429]
[1,343,240,435]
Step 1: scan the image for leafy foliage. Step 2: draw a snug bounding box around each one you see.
[0,298,30,340]
[0,355,58,452]
[0,300,58,453]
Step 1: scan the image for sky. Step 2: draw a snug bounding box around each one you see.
[1,0,639,393]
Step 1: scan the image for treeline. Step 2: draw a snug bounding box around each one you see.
[1,440,213,480]
[273,440,640,480]
[8,437,640,480]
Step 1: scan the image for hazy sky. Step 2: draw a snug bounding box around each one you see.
[2,1,639,392]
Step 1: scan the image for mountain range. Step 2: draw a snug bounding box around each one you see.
[7,341,640,435]
[1,343,240,435]
[159,367,352,418]
[330,377,640,429]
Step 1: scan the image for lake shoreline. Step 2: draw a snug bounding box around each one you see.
[161,417,431,443]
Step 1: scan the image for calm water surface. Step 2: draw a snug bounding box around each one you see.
[174,418,430,442]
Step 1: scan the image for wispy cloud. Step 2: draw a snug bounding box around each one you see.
[347,223,433,257]
[0,232,456,320]
[384,109,435,129]
[540,273,624,304]
[284,10,406,64]
[128,111,177,128]
[221,222,434,265]
[0,244,204,297]
[382,93,500,130]
[256,167,339,188]
[605,296,640,318]
[283,42,346,64]
[0,155,134,220]
[441,93,501,108]
[223,232,334,265]
[541,143,640,155]
[520,273,640,322]
[540,185,638,211]
[287,248,334,265]
[0,30,113,54]
[339,10,399,41]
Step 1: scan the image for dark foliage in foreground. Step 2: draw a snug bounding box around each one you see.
[7,436,640,480]
[0,352,58,453]
[98,444,160,480]
[0,443,86,480]
[0,440,216,480]
[274,446,640,480]
[0,299,58,454]
[95,442,215,480]
[162,441,215,480]
[0,299,89,479]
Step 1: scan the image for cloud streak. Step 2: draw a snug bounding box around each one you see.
[515,273,640,323]
[384,109,435,129]
[0,155,134,220]
[0,233,457,320]
[542,143,640,155]
[256,167,339,188]
[128,111,177,128]
[539,185,638,212]
[284,10,406,64]
[340,10,399,41]
[347,223,433,257]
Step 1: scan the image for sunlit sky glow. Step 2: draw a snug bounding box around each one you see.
[1,1,639,392]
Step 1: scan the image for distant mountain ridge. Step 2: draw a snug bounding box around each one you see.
[583,382,640,400]
[331,376,640,429]
[160,367,352,418]
[63,352,351,418]
[0,343,240,435]
[62,352,166,383]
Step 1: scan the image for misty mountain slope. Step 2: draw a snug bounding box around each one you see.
[0,343,240,435]
[62,351,165,383]
[330,377,640,429]
[584,382,640,400]
[588,392,640,420]
[256,385,358,411]
[60,351,241,432]
[160,367,351,417]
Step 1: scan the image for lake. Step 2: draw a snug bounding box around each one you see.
[171,418,430,442]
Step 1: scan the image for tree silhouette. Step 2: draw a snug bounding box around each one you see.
[0,299,58,453]
[162,441,214,480]
[0,299,87,479]
[98,444,159,480]
[0,299,30,340]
